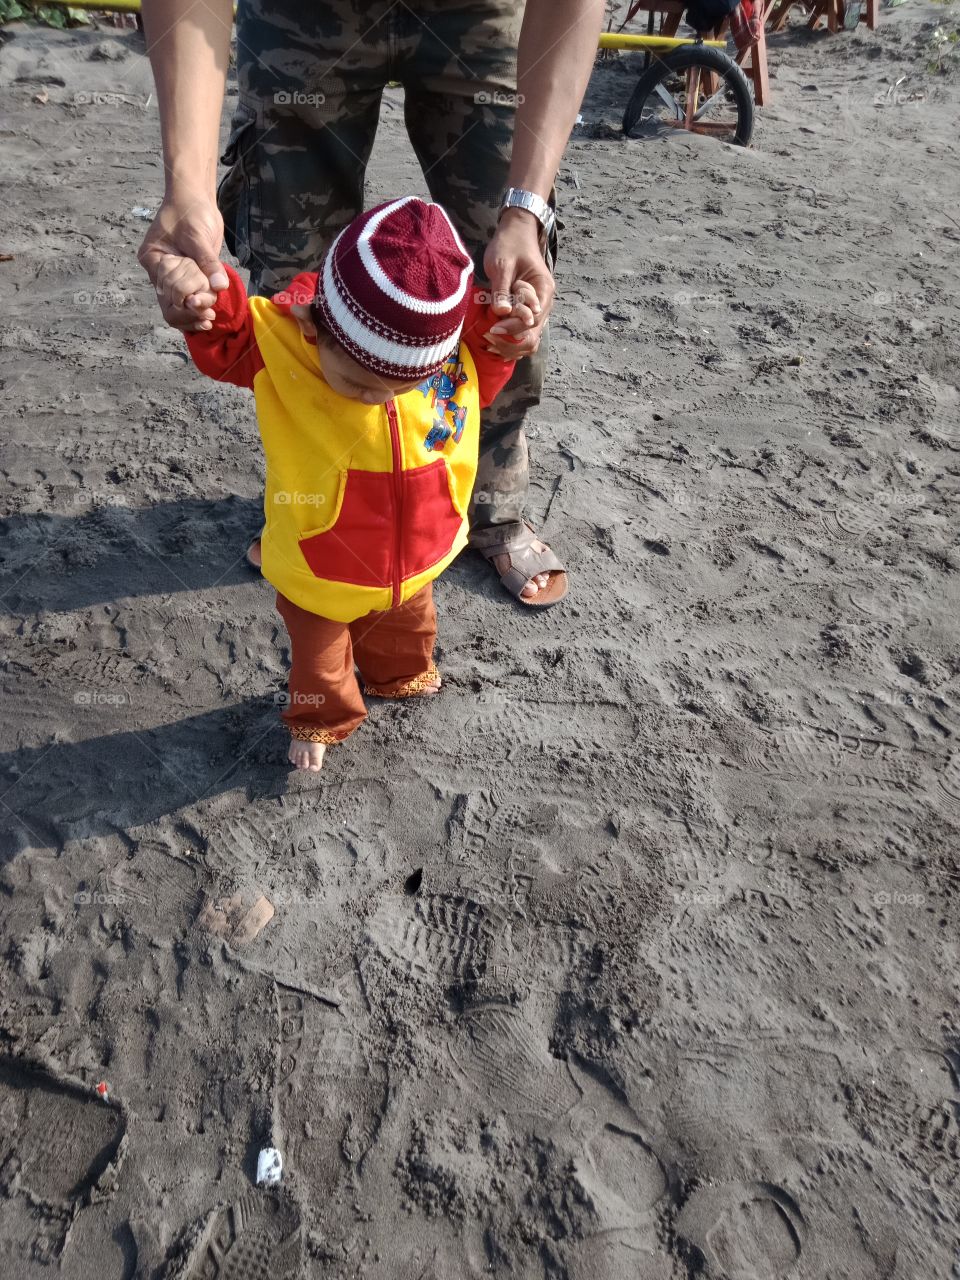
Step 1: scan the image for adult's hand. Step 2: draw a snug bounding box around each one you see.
[482,208,555,358]
[137,196,228,332]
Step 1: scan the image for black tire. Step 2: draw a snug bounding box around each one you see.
[622,43,754,146]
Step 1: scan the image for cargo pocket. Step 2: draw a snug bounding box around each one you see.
[216,101,261,268]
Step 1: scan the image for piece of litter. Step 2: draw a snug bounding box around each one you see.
[96,1080,110,1100]
[0,254,13,263]
[575,113,583,125]
[198,888,275,947]
[256,1147,283,1185]
[34,90,49,105]
[132,206,156,220]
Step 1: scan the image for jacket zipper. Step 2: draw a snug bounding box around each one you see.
[386,399,403,608]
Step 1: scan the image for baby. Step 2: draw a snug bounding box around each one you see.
[184,197,534,770]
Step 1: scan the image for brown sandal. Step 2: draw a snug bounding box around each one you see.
[475,521,568,608]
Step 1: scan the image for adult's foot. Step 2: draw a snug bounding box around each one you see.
[490,550,550,600]
[475,523,568,607]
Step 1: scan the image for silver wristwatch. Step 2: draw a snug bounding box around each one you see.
[498,187,556,239]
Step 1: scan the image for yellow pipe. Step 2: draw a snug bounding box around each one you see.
[43,0,241,10]
[599,31,727,49]
[45,0,144,9]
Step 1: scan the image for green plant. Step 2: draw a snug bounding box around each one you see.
[929,24,959,71]
[0,0,91,26]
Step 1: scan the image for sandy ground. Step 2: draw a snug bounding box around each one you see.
[1,5,959,1278]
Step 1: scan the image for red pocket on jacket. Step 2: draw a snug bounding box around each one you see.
[298,470,393,588]
[400,460,463,579]
[297,461,463,588]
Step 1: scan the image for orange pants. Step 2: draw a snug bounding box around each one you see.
[275,585,438,744]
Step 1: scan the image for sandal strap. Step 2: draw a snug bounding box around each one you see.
[499,564,535,596]
[476,521,566,578]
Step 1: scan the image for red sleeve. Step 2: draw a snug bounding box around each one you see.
[184,262,264,389]
[461,289,517,409]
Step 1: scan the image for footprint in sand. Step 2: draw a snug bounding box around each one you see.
[172,1190,302,1280]
[575,1124,669,1227]
[275,989,388,1187]
[448,1004,580,1119]
[936,750,960,819]
[0,1057,125,1262]
[676,1180,805,1279]
[367,891,508,992]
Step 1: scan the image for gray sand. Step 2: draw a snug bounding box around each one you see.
[1,7,959,1278]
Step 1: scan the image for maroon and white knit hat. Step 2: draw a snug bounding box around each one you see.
[315,197,474,380]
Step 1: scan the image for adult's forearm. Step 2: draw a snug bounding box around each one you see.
[141,0,233,201]
[509,0,607,198]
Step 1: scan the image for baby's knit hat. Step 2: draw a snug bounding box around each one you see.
[315,197,474,380]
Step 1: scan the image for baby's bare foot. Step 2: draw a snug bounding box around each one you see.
[288,739,326,772]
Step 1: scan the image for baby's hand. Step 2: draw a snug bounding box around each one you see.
[483,281,541,359]
[155,254,219,331]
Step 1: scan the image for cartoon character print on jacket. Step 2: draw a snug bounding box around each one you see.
[420,358,469,452]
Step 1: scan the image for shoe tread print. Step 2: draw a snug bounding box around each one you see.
[0,1056,125,1206]
[175,1190,302,1280]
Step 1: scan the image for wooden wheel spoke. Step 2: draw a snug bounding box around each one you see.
[683,67,701,128]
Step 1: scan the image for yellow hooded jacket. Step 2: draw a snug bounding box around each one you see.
[186,265,514,623]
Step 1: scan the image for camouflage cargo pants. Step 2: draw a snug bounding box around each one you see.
[217,0,557,546]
